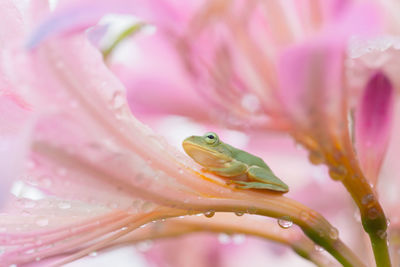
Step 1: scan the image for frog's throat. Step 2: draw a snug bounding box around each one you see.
[182,141,231,164]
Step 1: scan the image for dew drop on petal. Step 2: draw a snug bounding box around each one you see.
[314,245,324,252]
[232,234,246,244]
[204,210,215,218]
[329,227,339,240]
[361,194,374,205]
[89,251,98,257]
[241,94,260,113]
[110,91,125,110]
[25,249,35,254]
[278,216,293,229]
[136,240,153,252]
[218,233,231,244]
[141,202,155,213]
[58,202,71,209]
[299,211,310,221]
[35,217,49,227]
[235,211,244,216]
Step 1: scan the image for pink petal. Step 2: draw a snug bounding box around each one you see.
[27,0,195,48]
[355,72,394,183]
[278,38,344,128]
[0,93,32,209]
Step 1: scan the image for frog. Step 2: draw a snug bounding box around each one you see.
[182,132,289,193]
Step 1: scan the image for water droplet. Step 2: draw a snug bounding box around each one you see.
[25,249,35,254]
[35,217,49,227]
[35,257,41,261]
[218,233,231,244]
[362,194,374,205]
[136,240,153,252]
[58,202,71,209]
[204,210,215,218]
[329,227,339,240]
[299,211,310,221]
[110,91,125,110]
[277,216,293,229]
[232,234,246,244]
[314,245,324,252]
[377,230,387,239]
[235,211,244,216]
[241,94,260,113]
[329,165,347,181]
[141,202,155,213]
[367,207,379,219]
[387,219,391,226]
[88,251,97,257]
[246,206,257,214]
[308,151,324,165]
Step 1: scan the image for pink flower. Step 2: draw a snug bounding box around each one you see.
[0,0,398,267]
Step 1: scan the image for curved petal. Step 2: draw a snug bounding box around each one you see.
[0,93,32,209]
[355,72,394,184]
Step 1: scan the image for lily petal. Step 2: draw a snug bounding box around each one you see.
[0,93,32,209]
[355,72,394,184]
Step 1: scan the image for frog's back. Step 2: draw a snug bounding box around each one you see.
[225,143,270,170]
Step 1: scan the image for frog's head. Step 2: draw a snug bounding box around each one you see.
[182,132,232,168]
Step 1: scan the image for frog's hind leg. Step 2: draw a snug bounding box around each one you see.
[246,166,289,192]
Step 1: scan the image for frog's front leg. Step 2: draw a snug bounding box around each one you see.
[202,160,247,177]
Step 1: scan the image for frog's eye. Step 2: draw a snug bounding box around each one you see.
[204,132,219,144]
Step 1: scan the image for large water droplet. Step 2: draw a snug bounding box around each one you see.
[277,216,293,229]
[35,217,49,227]
[204,210,215,218]
[308,151,324,165]
[328,166,347,181]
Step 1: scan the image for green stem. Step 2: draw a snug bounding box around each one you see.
[370,233,391,267]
